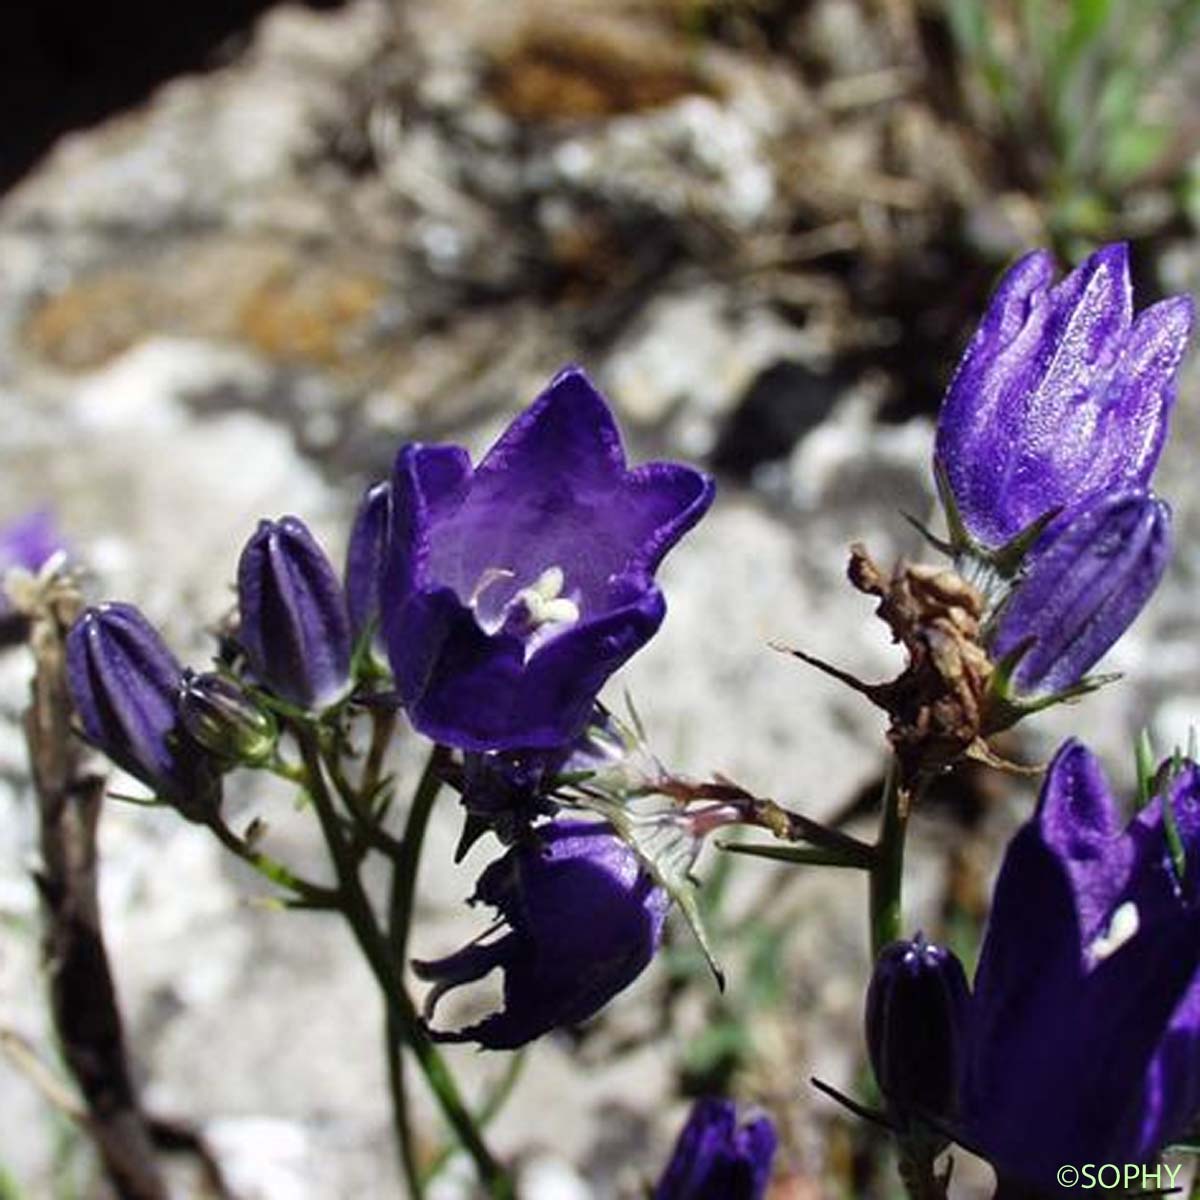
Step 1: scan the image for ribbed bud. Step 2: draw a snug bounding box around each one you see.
[344,480,391,654]
[866,935,970,1127]
[66,603,220,818]
[236,516,352,711]
[991,490,1171,695]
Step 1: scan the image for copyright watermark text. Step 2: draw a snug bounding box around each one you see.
[1056,1163,1182,1192]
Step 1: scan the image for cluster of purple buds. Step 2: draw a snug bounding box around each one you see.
[865,741,1200,1191]
[934,243,1191,702]
[65,508,354,812]
[653,1097,777,1200]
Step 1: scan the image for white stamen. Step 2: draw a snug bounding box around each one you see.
[1089,901,1139,963]
[529,566,565,601]
[509,566,580,634]
[539,597,581,625]
[467,563,581,650]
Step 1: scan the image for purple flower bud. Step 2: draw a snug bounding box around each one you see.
[236,516,352,711]
[961,741,1200,1189]
[866,935,970,1127]
[991,490,1170,694]
[654,1098,777,1200]
[935,243,1193,548]
[178,670,277,766]
[383,366,714,751]
[66,603,219,816]
[414,819,669,1049]
[344,481,391,650]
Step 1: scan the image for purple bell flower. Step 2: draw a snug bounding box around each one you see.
[935,243,1193,549]
[991,489,1171,695]
[414,819,669,1049]
[961,741,1200,1190]
[344,480,391,651]
[382,366,714,751]
[66,603,219,816]
[866,935,970,1129]
[236,516,352,711]
[654,1097,777,1200]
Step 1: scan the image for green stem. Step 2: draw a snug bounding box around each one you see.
[390,746,448,967]
[718,841,874,869]
[295,728,513,1199]
[206,815,338,907]
[362,707,397,799]
[423,1052,526,1183]
[323,737,406,858]
[384,744,448,1198]
[897,1140,947,1200]
[869,755,910,960]
[384,1005,421,1200]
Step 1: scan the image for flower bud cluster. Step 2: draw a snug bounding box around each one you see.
[935,243,1189,702]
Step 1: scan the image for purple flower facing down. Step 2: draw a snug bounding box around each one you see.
[961,741,1200,1190]
[991,489,1171,695]
[66,604,219,816]
[236,516,352,711]
[344,481,391,651]
[0,509,63,575]
[654,1098,777,1200]
[935,243,1193,549]
[414,819,669,1050]
[382,366,714,751]
[866,935,970,1129]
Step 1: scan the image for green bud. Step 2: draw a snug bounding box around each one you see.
[178,671,277,767]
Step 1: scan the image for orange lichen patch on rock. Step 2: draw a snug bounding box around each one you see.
[236,265,385,367]
[22,273,161,371]
[487,18,721,121]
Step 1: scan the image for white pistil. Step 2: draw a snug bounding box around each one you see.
[1089,900,1139,963]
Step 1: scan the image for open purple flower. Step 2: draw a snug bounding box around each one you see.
[66,603,220,818]
[961,741,1200,1190]
[935,243,1192,549]
[654,1097,777,1200]
[413,819,669,1049]
[382,366,714,751]
[991,489,1171,695]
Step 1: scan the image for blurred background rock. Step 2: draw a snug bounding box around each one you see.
[1,0,1199,1196]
